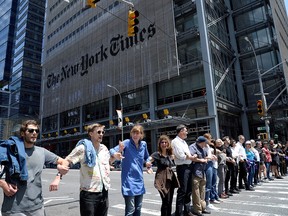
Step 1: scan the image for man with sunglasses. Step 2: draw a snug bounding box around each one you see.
[51,123,111,216]
[0,120,69,216]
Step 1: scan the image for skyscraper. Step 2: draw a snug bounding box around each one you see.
[0,0,46,139]
[38,0,288,154]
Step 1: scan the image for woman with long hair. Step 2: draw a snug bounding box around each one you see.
[149,135,179,216]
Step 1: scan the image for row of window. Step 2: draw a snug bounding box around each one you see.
[46,1,120,56]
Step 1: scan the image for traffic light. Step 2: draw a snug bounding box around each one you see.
[86,0,99,8]
[128,9,139,37]
[257,100,263,115]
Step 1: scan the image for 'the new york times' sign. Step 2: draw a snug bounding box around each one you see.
[42,0,178,116]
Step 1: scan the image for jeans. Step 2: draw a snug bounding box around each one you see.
[247,161,255,186]
[211,167,219,200]
[124,195,143,216]
[80,189,108,216]
[205,161,213,202]
[175,164,192,216]
[217,164,226,195]
[265,162,271,179]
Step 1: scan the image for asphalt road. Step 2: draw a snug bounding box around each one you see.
[1,169,288,216]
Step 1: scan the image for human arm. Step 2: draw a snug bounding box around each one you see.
[56,157,70,175]
[0,179,17,197]
[49,174,61,191]
[110,140,125,161]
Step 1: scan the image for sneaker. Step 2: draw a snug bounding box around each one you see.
[210,200,221,204]
[276,176,284,179]
[206,204,219,210]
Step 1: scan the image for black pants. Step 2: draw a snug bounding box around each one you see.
[254,161,260,184]
[175,164,192,216]
[80,189,108,216]
[239,161,248,188]
[159,187,175,216]
[225,164,236,192]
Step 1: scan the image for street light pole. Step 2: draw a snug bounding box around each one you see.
[244,37,270,140]
[107,84,124,141]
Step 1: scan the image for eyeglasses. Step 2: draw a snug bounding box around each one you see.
[27,128,40,134]
[97,130,105,135]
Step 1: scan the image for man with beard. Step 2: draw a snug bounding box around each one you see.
[0,120,69,216]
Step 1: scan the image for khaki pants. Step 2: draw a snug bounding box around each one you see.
[192,175,206,214]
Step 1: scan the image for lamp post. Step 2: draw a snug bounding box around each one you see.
[107,84,124,141]
[244,37,270,140]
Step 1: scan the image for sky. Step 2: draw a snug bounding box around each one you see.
[285,0,288,15]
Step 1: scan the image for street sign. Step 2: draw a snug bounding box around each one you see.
[260,116,271,120]
[257,127,266,131]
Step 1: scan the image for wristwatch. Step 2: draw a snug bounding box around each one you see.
[56,172,63,180]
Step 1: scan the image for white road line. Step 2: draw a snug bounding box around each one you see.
[215,207,285,216]
[222,199,288,209]
[44,196,74,204]
[248,194,288,201]
[111,204,160,215]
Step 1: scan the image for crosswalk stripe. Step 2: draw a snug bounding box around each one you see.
[214,207,285,216]
[248,194,288,201]
[111,204,161,215]
[222,199,288,209]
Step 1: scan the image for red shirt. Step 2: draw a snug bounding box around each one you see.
[262,147,272,162]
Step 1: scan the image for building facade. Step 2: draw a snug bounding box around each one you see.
[40,0,288,155]
[0,0,45,139]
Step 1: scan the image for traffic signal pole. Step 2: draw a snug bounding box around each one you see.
[244,37,270,140]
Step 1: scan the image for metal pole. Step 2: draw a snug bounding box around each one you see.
[244,37,270,140]
[107,84,124,141]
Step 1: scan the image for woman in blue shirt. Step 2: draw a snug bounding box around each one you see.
[110,125,152,216]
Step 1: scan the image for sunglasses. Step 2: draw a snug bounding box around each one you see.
[27,128,40,134]
[97,130,105,135]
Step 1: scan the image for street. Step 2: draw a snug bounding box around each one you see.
[1,169,288,215]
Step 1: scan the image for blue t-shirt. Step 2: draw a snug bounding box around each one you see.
[110,138,150,196]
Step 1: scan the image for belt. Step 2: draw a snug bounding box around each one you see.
[176,164,191,167]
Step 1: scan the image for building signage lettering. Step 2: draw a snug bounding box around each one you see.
[46,23,156,89]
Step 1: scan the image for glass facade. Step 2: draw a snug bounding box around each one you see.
[8,0,45,119]
[39,0,288,156]
[0,0,17,86]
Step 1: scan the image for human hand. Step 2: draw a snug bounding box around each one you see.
[146,167,154,174]
[113,152,125,160]
[2,182,17,197]
[57,164,69,175]
[201,158,208,163]
[49,177,61,191]
[119,141,124,152]
[146,161,153,174]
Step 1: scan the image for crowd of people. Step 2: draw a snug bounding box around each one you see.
[1,121,288,216]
